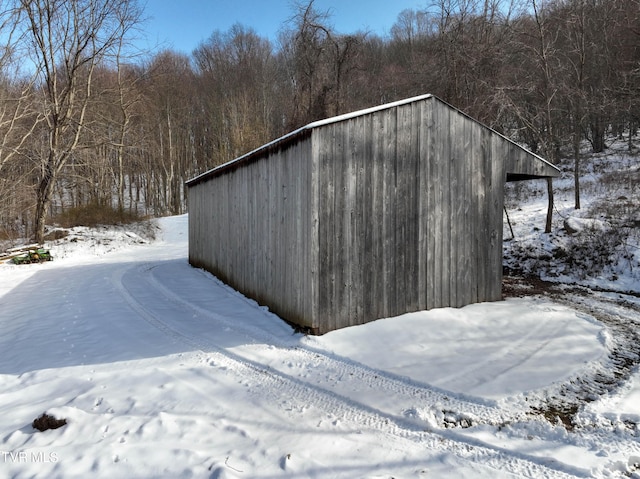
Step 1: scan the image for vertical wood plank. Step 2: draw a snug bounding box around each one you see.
[418,98,432,310]
[336,120,350,330]
[434,101,447,308]
[317,126,332,331]
[449,107,460,308]
[351,114,365,325]
[478,128,492,302]
[382,107,397,317]
[310,130,320,329]
[427,99,440,309]
[489,136,507,301]
[371,110,385,319]
[360,112,375,323]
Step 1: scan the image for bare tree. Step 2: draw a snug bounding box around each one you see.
[113,41,143,212]
[19,0,141,242]
[555,0,588,210]
[278,0,335,126]
[0,5,42,239]
[496,0,563,233]
[279,0,364,126]
[0,7,36,176]
[136,50,197,215]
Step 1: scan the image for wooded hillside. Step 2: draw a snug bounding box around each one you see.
[0,0,638,241]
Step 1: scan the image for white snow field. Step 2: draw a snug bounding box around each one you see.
[1,213,640,479]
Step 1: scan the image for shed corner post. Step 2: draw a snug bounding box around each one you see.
[309,129,322,333]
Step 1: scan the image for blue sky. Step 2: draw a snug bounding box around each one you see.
[140,0,427,53]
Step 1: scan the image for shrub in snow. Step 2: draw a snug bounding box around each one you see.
[556,224,628,280]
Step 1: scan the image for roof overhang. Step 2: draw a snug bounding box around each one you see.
[507,172,557,182]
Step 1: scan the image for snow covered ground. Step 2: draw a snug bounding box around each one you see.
[0,214,638,479]
[1,143,639,478]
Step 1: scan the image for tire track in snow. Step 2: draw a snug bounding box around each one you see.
[435,309,562,391]
[143,262,511,418]
[110,261,588,479]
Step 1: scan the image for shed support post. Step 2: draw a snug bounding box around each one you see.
[504,205,515,240]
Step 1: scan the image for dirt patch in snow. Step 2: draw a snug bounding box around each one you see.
[503,273,640,432]
[32,413,67,432]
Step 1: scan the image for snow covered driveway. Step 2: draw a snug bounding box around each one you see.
[1,215,639,478]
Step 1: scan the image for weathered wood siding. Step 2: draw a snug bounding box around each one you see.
[314,101,421,330]
[505,140,559,179]
[188,136,315,328]
[188,95,559,334]
[312,97,508,332]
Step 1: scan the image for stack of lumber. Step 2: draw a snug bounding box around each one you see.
[0,244,47,263]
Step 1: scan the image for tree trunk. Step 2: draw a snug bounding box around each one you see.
[590,116,606,153]
[34,166,56,243]
[117,151,124,212]
[573,131,581,209]
[545,177,554,234]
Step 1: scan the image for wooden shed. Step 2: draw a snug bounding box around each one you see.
[186,94,559,334]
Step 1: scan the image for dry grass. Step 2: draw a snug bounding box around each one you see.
[53,203,146,228]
